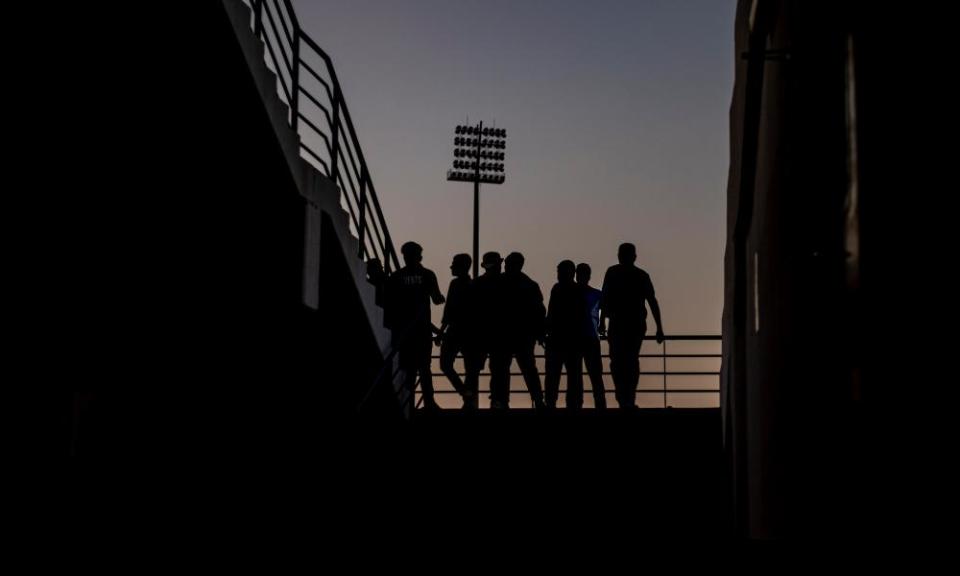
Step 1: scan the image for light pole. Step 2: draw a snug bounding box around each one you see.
[447,122,506,278]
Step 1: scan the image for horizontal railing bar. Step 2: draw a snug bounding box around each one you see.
[261,34,293,104]
[299,30,331,61]
[261,3,293,76]
[336,156,364,217]
[363,229,385,266]
[363,189,388,263]
[297,112,332,152]
[363,179,398,272]
[337,118,363,183]
[249,0,453,290]
[429,371,719,377]
[315,56,399,273]
[333,134,383,261]
[339,146,366,220]
[300,59,335,104]
[298,87,333,130]
[337,142,361,200]
[431,355,720,360]
[269,0,295,49]
[643,353,721,357]
[336,172,365,238]
[422,389,719,395]
[300,144,330,175]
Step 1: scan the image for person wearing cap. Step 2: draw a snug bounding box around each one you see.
[466,251,507,409]
[385,241,445,411]
[436,253,476,409]
[599,243,664,409]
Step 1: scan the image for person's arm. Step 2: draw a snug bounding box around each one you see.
[599,272,610,338]
[430,273,445,305]
[647,277,664,343]
[649,297,664,343]
[535,286,547,347]
[438,281,453,341]
[543,287,556,347]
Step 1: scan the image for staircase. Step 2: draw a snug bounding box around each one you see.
[221,0,409,416]
[63,2,410,459]
[225,0,395,325]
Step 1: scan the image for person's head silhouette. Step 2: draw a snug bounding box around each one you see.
[481,251,502,275]
[450,253,471,277]
[401,241,423,266]
[557,259,576,283]
[576,262,591,285]
[366,258,384,281]
[505,252,525,274]
[618,242,637,265]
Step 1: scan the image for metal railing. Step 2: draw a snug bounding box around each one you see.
[420,335,722,409]
[246,0,399,272]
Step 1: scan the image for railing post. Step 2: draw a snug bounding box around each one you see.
[384,241,394,275]
[253,0,263,40]
[330,79,342,185]
[662,339,668,408]
[290,29,300,133]
[359,165,368,259]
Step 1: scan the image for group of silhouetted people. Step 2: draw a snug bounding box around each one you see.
[369,242,664,411]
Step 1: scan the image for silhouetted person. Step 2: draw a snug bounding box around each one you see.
[599,243,664,409]
[576,263,607,409]
[436,253,476,409]
[544,260,588,410]
[498,252,546,409]
[467,251,507,409]
[366,258,386,307]
[385,241,445,411]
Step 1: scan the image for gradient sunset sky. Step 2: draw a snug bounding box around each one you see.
[294,0,735,335]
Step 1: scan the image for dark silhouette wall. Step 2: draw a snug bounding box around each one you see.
[723,0,936,537]
[41,1,397,460]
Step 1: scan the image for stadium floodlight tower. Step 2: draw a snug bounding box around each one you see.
[447,122,506,278]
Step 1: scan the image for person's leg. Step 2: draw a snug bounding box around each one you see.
[440,334,466,398]
[608,334,630,408]
[623,324,645,408]
[544,343,562,409]
[564,344,584,410]
[413,335,437,408]
[463,348,487,409]
[583,337,606,409]
[489,349,512,408]
[419,366,437,407]
[394,332,419,405]
[516,341,544,408]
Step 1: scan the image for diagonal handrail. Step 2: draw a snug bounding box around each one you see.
[248,0,400,273]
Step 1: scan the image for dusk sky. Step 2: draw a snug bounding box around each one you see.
[294,0,735,335]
